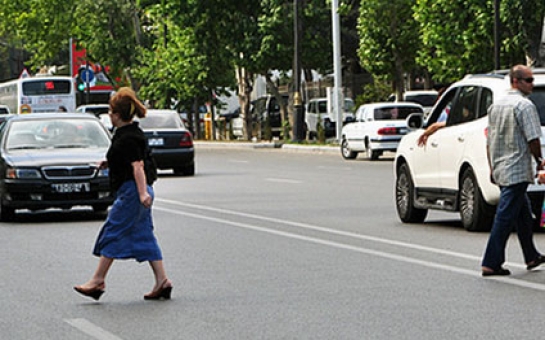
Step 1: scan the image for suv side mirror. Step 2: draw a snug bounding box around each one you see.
[406,113,423,129]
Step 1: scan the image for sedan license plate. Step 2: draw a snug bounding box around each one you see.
[148,138,164,146]
[52,182,90,193]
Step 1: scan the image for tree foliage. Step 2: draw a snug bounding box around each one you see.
[358,0,421,94]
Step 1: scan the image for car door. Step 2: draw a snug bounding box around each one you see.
[410,88,457,189]
[344,105,366,151]
[437,85,483,191]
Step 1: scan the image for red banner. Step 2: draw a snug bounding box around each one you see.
[71,43,114,92]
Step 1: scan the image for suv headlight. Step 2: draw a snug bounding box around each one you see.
[6,168,42,179]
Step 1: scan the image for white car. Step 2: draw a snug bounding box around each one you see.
[388,90,438,116]
[341,102,424,160]
[306,97,355,139]
[394,70,545,231]
[76,104,109,117]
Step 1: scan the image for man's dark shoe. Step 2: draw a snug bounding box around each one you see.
[527,255,545,270]
[482,267,511,277]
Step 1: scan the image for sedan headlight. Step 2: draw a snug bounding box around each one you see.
[6,168,42,179]
[97,168,109,177]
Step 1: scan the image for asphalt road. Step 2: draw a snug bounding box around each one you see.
[2,145,545,339]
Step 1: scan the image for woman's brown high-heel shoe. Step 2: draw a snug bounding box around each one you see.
[74,283,105,301]
[144,279,173,300]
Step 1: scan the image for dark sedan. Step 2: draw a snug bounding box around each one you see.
[0,113,113,220]
[137,110,195,176]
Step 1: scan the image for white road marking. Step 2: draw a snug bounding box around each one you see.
[265,178,302,184]
[155,199,545,291]
[64,319,124,340]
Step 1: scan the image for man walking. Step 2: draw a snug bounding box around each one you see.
[482,64,545,276]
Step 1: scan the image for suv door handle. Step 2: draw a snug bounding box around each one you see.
[458,136,465,142]
[431,141,438,147]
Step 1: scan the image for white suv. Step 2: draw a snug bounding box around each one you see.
[394,69,545,231]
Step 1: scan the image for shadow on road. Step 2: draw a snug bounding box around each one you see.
[7,208,107,224]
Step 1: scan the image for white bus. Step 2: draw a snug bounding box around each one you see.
[0,76,76,114]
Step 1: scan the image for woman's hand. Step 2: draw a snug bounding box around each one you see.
[140,192,153,208]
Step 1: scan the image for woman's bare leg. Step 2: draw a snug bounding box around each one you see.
[77,256,114,289]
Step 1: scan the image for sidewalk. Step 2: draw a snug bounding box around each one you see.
[194,140,339,154]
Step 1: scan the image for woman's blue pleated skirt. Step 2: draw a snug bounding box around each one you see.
[93,180,163,262]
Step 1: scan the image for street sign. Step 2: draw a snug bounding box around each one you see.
[19,68,30,79]
[80,68,95,83]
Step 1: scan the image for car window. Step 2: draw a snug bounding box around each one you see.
[7,119,110,149]
[447,86,478,126]
[0,108,8,114]
[405,94,437,107]
[427,88,457,125]
[138,114,184,129]
[529,87,545,126]
[318,101,328,114]
[478,87,493,119]
[373,106,423,120]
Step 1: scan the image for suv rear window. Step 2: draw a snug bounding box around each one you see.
[529,87,545,126]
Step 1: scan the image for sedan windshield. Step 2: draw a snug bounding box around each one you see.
[6,119,111,150]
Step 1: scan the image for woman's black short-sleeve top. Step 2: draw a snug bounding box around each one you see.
[107,122,146,191]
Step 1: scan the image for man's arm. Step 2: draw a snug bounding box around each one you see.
[529,138,544,172]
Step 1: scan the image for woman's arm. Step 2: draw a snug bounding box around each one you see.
[132,160,152,208]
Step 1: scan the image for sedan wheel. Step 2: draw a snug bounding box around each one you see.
[341,138,357,160]
[459,168,495,232]
[395,163,427,223]
[365,142,380,160]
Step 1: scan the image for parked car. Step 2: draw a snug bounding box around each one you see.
[0,113,113,220]
[394,69,545,231]
[387,90,438,117]
[341,102,424,160]
[76,104,110,117]
[306,97,355,139]
[136,109,195,176]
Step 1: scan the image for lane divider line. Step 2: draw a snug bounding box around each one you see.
[154,206,545,292]
[155,198,524,269]
[64,318,124,340]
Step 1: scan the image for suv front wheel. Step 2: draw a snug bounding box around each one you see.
[459,168,495,232]
[396,163,428,223]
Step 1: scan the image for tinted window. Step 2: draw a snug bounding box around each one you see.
[22,80,72,95]
[478,88,493,118]
[373,106,423,120]
[317,101,328,114]
[448,86,478,126]
[405,94,437,107]
[138,113,185,129]
[0,108,8,114]
[529,87,545,126]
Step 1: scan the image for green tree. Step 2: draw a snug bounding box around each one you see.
[358,0,421,98]
[414,0,545,83]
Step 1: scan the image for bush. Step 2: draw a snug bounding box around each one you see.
[356,77,391,107]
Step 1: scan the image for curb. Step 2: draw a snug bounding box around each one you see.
[194,141,339,154]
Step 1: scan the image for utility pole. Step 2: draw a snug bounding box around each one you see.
[331,0,343,142]
[292,0,304,142]
[494,0,500,69]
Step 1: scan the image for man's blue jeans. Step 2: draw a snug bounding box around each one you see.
[481,182,540,269]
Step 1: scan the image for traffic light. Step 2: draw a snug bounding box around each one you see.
[76,73,85,92]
